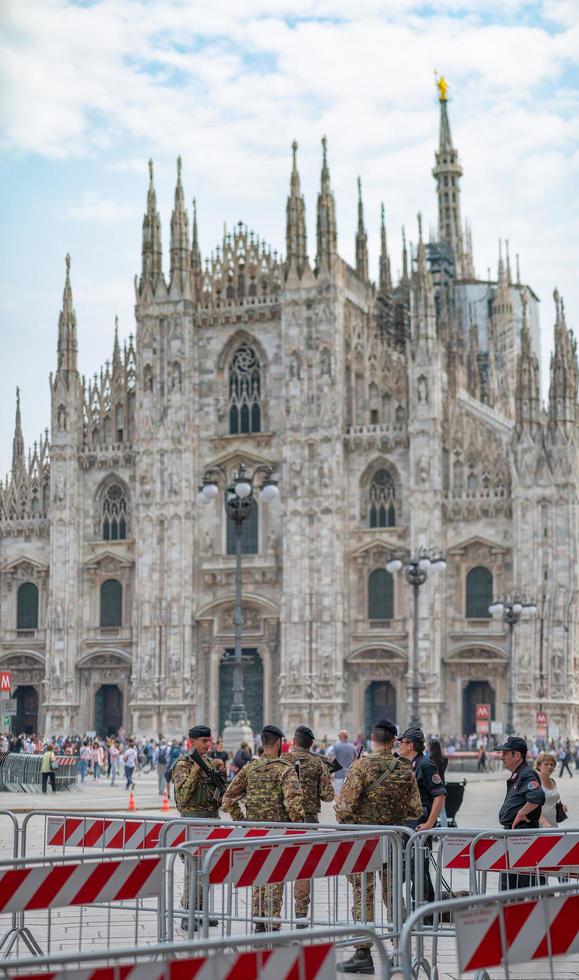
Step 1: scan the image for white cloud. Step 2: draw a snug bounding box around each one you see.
[64,194,139,222]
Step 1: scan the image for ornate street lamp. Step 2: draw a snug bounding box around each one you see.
[386,547,447,728]
[198,461,279,744]
[489,594,537,735]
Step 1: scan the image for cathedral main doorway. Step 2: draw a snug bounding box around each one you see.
[14,685,38,734]
[364,681,396,737]
[219,649,263,736]
[462,680,495,735]
[94,684,123,737]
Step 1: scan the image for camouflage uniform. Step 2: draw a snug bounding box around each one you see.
[172,754,225,913]
[335,750,422,948]
[222,755,305,926]
[283,747,334,918]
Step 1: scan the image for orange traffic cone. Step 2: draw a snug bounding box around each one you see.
[161,789,170,813]
[128,788,136,812]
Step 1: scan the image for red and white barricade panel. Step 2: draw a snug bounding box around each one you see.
[208,836,382,886]
[455,893,579,972]
[441,835,508,872]
[0,857,162,913]
[15,942,336,980]
[46,817,310,851]
[507,833,579,870]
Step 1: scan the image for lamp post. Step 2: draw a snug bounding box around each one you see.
[488,594,537,735]
[197,462,279,745]
[386,548,447,728]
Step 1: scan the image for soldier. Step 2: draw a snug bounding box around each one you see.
[172,725,225,930]
[222,723,304,932]
[283,724,335,925]
[335,719,422,975]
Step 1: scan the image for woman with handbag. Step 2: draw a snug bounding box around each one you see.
[41,743,58,794]
[536,752,568,826]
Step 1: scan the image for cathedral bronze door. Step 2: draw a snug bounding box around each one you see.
[364,681,396,737]
[462,680,495,735]
[14,685,38,735]
[219,649,263,736]
[94,684,123,737]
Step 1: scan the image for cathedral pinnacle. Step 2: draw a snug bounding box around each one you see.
[379,203,392,292]
[57,253,78,378]
[316,136,337,275]
[549,288,578,433]
[285,140,309,279]
[141,158,163,293]
[355,177,368,280]
[432,75,466,278]
[11,386,25,480]
[170,156,190,290]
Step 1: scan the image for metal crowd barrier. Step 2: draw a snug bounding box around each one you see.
[0,926,393,978]
[399,879,579,980]
[0,755,78,793]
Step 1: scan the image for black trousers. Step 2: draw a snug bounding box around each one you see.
[42,771,56,793]
[559,760,573,778]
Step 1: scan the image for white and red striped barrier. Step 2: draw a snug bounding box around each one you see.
[46,817,309,852]
[507,833,579,870]
[442,835,508,871]
[455,891,579,972]
[0,856,162,913]
[15,942,336,980]
[207,835,382,886]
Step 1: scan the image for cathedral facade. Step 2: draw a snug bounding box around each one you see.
[1,86,578,740]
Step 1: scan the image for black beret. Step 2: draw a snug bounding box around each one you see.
[262,724,284,739]
[400,727,425,744]
[496,736,528,755]
[373,718,398,738]
[295,725,315,741]
[188,725,211,739]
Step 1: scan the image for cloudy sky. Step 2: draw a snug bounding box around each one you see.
[1,0,578,474]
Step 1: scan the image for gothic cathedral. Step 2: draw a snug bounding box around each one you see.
[1,85,578,740]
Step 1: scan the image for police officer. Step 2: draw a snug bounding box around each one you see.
[222,724,304,931]
[398,726,447,904]
[496,735,545,889]
[335,719,422,974]
[283,725,335,925]
[172,725,225,929]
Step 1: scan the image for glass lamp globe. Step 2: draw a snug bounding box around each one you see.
[512,602,523,616]
[202,482,219,501]
[234,481,252,499]
[260,483,279,503]
[197,489,209,506]
[432,558,447,572]
[489,602,503,617]
[386,558,403,573]
[418,557,431,572]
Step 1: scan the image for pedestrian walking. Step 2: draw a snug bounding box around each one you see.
[122,740,138,789]
[477,745,487,771]
[109,740,121,786]
[41,743,57,794]
[283,725,335,925]
[328,730,358,792]
[231,741,252,777]
[536,752,568,827]
[155,739,170,793]
[496,735,545,889]
[78,741,91,783]
[222,724,304,932]
[558,743,573,778]
[335,719,422,974]
[92,740,104,781]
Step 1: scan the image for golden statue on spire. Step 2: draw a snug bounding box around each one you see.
[434,71,448,102]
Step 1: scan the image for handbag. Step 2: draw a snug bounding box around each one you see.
[50,757,59,771]
[556,801,567,823]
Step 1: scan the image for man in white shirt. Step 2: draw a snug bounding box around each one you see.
[122,741,138,789]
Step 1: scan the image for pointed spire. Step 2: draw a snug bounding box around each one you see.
[401,226,409,283]
[191,197,202,299]
[505,239,512,286]
[140,158,163,292]
[112,315,122,377]
[378,203,392,292]
[549,288,579,432]
[355,177,368,280]
[432,75,466,277]
[170,155,190,290]
[285,140,309,279]
[11,387,25,480]
[316,136,337,274]
[412,212,436,347]
[56,253,78,378]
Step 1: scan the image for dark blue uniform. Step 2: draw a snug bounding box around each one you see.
[410,754,447,904]
[499,762,545,829]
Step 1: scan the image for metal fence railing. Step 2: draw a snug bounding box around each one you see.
[0,754,78,793]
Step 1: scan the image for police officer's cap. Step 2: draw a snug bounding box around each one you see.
[188,725,211,739]
[294,725,315,741]
[373,719,398,738]
[400,726,425,744]
[496,736,528,755]
[261,724,284,740]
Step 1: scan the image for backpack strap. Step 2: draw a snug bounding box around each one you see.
[366,757,400,794]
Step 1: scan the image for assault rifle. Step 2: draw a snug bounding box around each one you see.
[318,754,344,775]
[191,749,228,803]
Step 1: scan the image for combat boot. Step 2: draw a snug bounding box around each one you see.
[337,948,375,973]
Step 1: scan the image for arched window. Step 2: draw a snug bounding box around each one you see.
[17,583,39,630]
[226,499,258,555]
[466,566,493,619]
[369,469,396,527]
[102,484,128,541]
[100,579,123,627]
[368,569,394,620]
[229,344,261,434]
